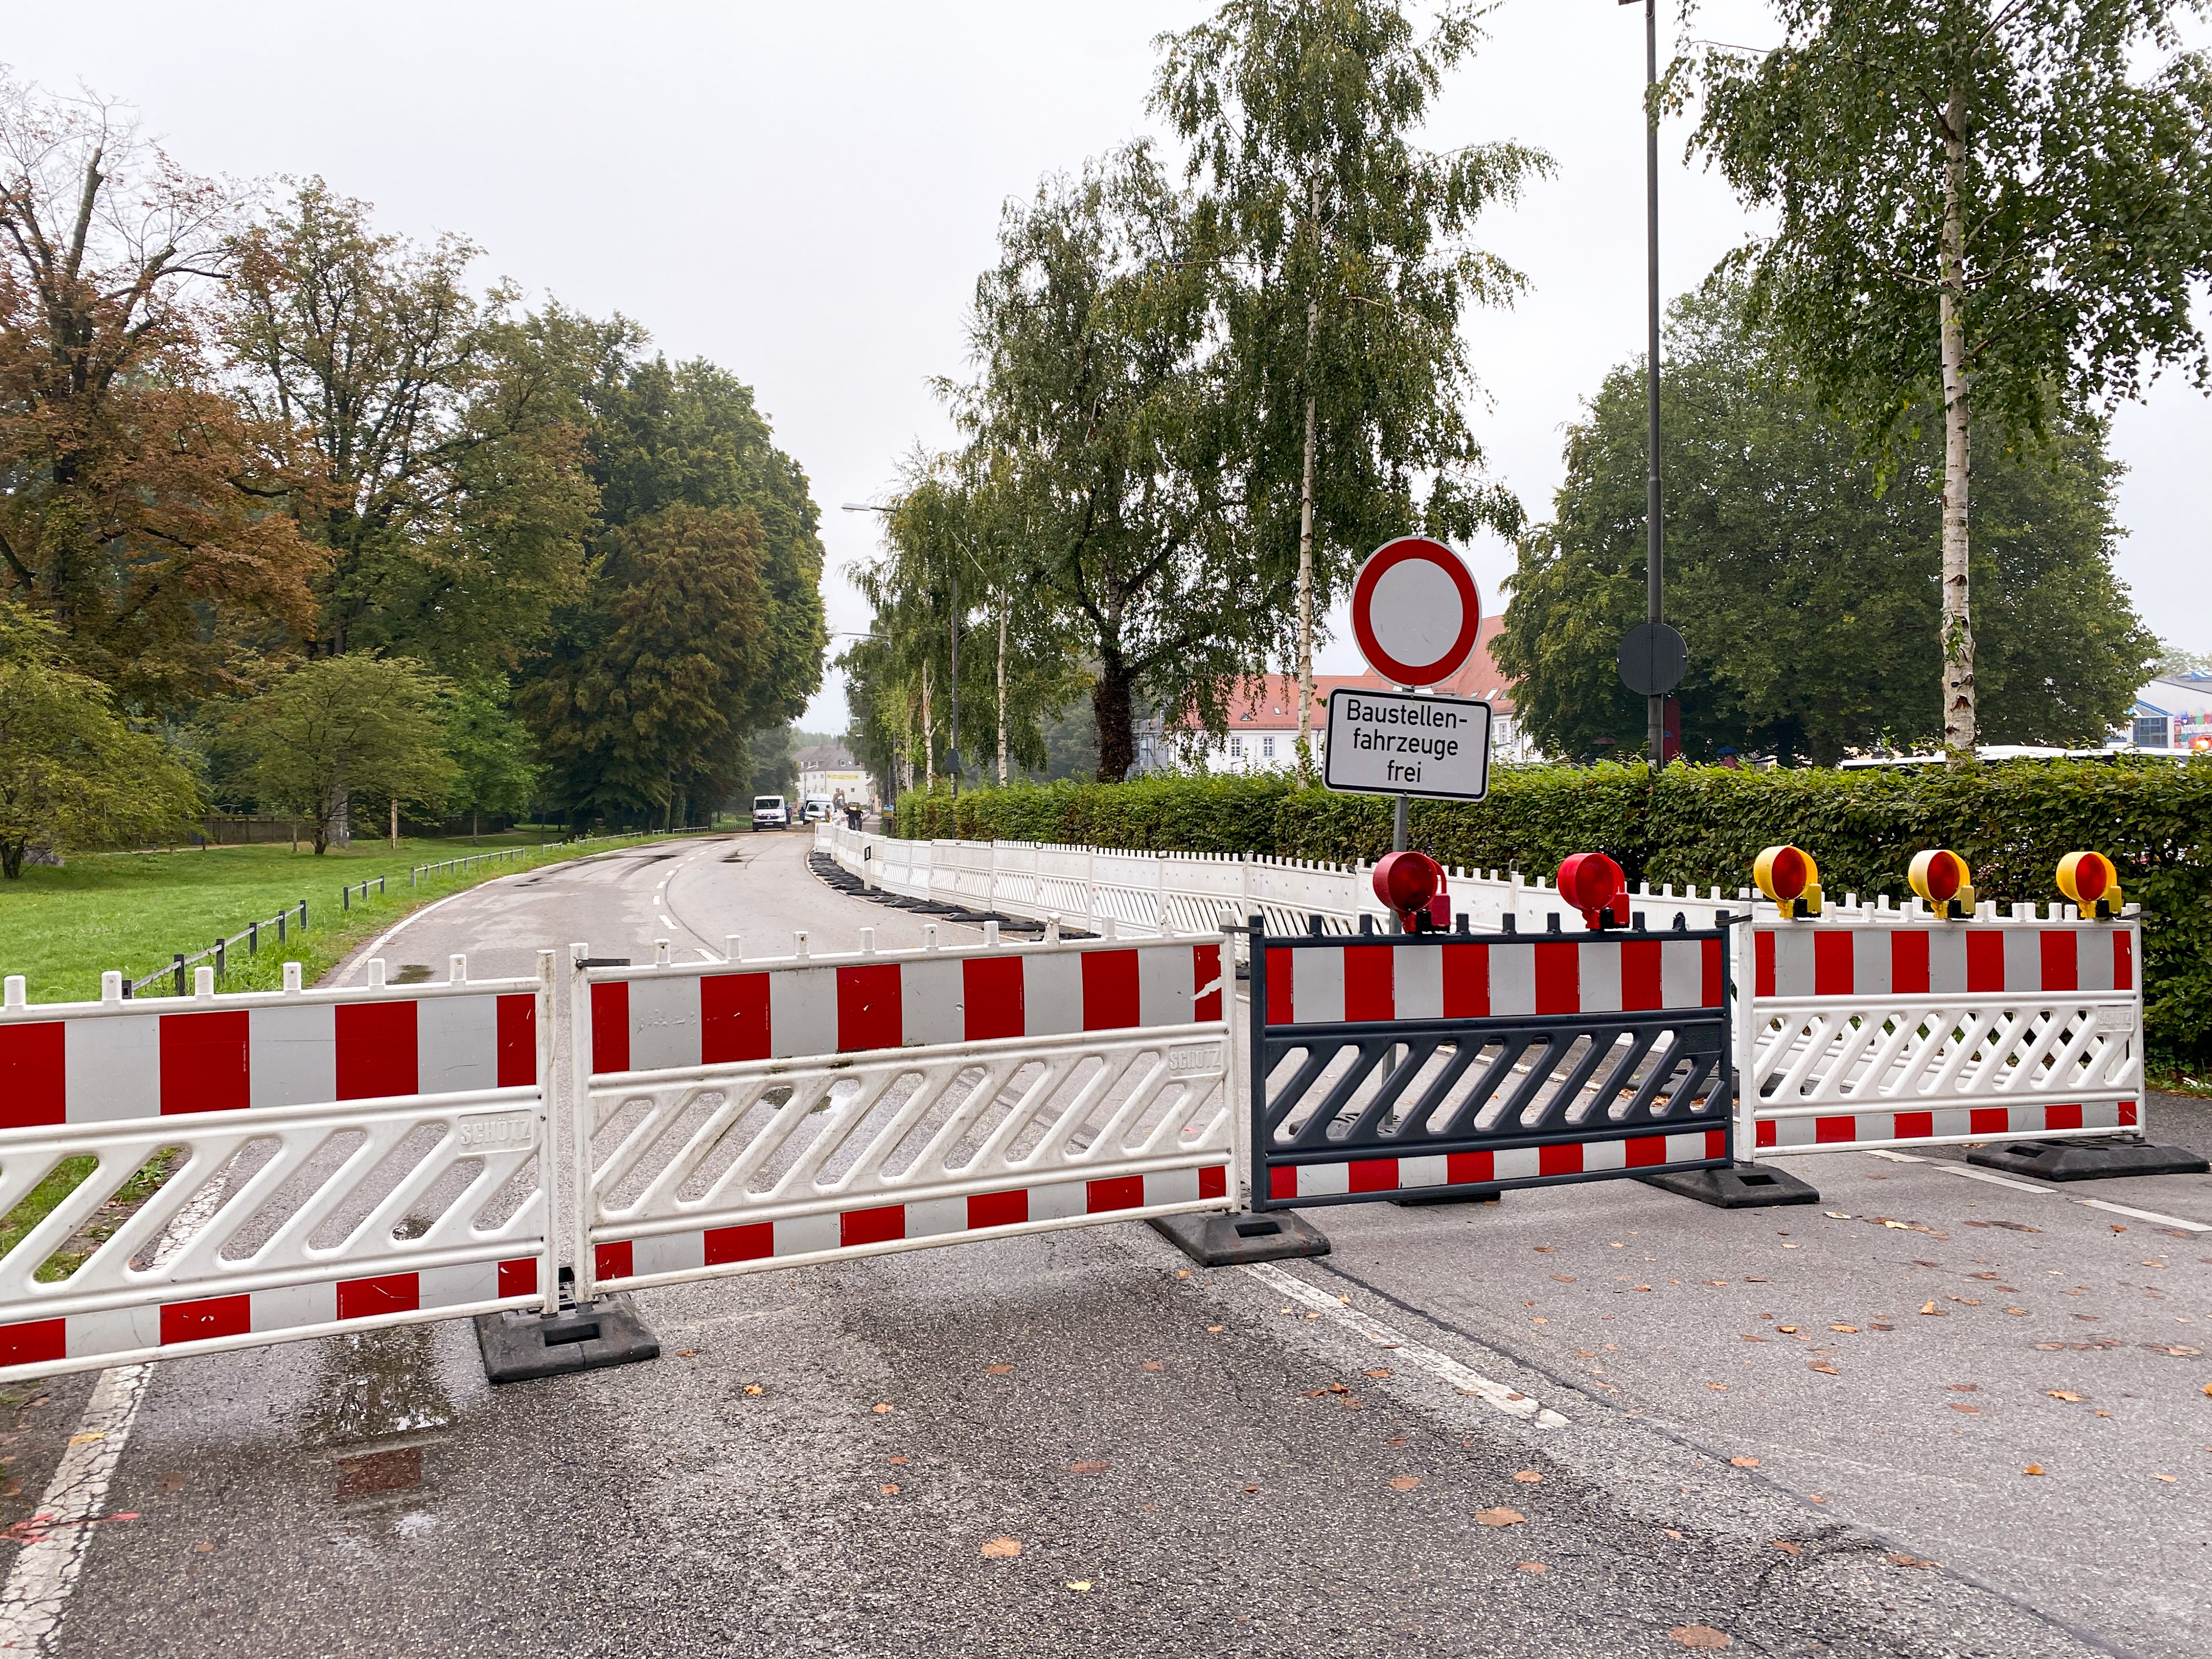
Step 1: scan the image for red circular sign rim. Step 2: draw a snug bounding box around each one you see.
[1350,538,1482,687]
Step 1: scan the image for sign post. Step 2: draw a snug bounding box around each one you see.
[1330,538,1491,884]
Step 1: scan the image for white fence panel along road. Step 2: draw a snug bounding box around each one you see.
[1743,899,2148,1158]
[571,930,1236,1299]
[817,822,1741,943]
[0,957,554,1383]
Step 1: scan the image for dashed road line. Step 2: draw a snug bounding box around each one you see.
[1242,1260,1568,1429]
[0,1365,151,1653]
[2077,1197,2209,1232]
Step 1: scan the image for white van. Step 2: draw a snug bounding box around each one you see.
[751,794,790,830]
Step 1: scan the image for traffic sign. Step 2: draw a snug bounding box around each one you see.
[1350,538,1482,688]
[1617,621,1686,696]
[1322,687,1492,802]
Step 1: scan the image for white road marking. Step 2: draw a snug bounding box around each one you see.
[1242,1261,1568,1429]
[695,949,719,963]
[1864,1149,2207,1230]
[346,885,479,977]
[0,1364,152,1652]
[2078,1198,2209,1232]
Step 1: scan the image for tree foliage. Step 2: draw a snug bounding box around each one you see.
[1495,284,2154,764]
[0,77,322,708]
[223,181,612,673]
[515,504,769,823]
[441,680,541,838]
[0,600,201,877]
[1153,0,1547,748]
[234,654,457,854]
[1689,0,2212,753]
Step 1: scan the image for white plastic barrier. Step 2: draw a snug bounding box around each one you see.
[0,957,554,1381]
[568,930,1235,1297]
[1741,904,2145,1156]
[816,823,1739,939]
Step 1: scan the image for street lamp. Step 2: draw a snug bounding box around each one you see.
[1615,0,1681,766]
[844,501,962,796]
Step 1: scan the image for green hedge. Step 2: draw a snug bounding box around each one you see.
[892,761,2212,1065]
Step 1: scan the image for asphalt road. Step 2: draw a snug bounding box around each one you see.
[4,830,2207,1658]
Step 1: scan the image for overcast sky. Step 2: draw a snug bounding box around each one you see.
[22,2,2211,727]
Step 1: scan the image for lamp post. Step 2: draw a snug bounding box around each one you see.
[1621,0,1666,766]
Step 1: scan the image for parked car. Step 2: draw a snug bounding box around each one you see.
[752,794,790,830]
[800,795,835,822]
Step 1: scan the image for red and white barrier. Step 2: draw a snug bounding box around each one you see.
[1262,935,1723,1025]
[588,936,1223,1071]
[573,932,1238,1297]
[0,959,554,1383]
[1743,914,2145,1160]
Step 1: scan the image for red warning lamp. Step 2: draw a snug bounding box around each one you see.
[1557,852,1627,931]
[2056,851,2123,920]
[1908,848,1976,921]
[1372,851,1450,933]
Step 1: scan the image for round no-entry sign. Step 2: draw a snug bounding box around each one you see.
[1349,538,1482,687]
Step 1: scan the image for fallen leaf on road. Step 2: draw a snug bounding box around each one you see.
[1243,1485,1260,1494]
[1070,1461,1109,1475]
[2046,1391,2086,1402]
[1325,1381,1351,1393]
[159,1472,186,1492]
[2005,1308,2028,1316]
[1730,1457,1759,1469]
[988,1364,1013,1375]
[1551,1274,1576,1283]
[1885,1554,1935,1568]
[1389,1476,1422,1491]
[1634,1285,1654,1292]
[1364,1369,1393,1379]
[1951,1297,1982,1306]
[1513,1470,1544,1483]
[871,1403,895,1414]
[1778,1325,1799,1334]
[1824,1212,1850,1219]
[1475,1508,1526,1527]
[2153,1474,2177,1483]
[1516,1561,1548,1573]
[1206,1326,1223,1334]
[1948,1404,1980,1414]
[2146,1345,2203,1356]
[889,1456,909,1465]
[1669,1624,1733,1649]
[981,1537,1023,1558]
[2111,1224,2128,1233]
[1921,1302,1940,1315]
[1830,1325,1858,1333]
[1770,1541,1801,1555]
[743,1385,764,1396]
[1705,1383,1729,1391]
[2023,1465,2046,1476]
[1809,1362,1839,1376]
[1739,1334,1767,1342]
[1066,1580,1092,1591]
[2203,1383,2211,1397]
[192,1542,213,1554]
[1140,1361,1164,1372]
[879,1484,901,1495]
[1664,1528,1684,1539]
[675,1350,697,1358]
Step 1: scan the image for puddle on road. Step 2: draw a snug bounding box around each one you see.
[309,1325,454,1448]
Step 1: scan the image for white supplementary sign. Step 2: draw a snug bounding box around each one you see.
[1322,689,1492,802]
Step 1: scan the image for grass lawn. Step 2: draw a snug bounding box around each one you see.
[0,828,709,1005]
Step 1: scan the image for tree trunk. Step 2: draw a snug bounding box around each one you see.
[1295,173,1323,768]
[921,659,935,791]
[1,838,24,881]
[1093,654,1136,783]
[1938,83,1976,763]
[996,595,1009,787]
[388,798,398,849]
[472,809,479,844]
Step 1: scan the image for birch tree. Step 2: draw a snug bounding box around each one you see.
[1692,1,2212,759]
[1153,0,1544,759]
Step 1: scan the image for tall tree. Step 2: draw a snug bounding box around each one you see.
[223,181,613,672]
[515,504,769,823]
[1691,1,2212,759]
[583,354,827,733]
[441,680,541,840]
[0,77,321,707]
[957,148,1284,781]
[1497,283,2154,764]
[1153,0,1547,758]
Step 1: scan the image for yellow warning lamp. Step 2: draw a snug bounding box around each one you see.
[1908,848,1976,921]
[1752,844,1822,921]
[2056,851,2123,921]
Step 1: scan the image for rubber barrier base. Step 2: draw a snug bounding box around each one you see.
[1152,1209,1332,1267]
[1389,1190,1502,1207]
[476,1296,662,1384]
[1966,1136,2210,1182]
[1638,1163,1821,1209]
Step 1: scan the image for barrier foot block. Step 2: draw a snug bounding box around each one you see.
[1390,1190,1501,1207]
[1636,1163,1821,1209]
[1966,1137,2209,1182]
[1151,1210,1331,1267]
[476,1296,661,1384]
